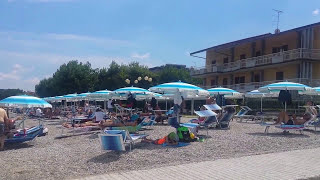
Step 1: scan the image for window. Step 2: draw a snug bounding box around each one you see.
[255,51,261,57]
[235,77,239,84]
[282,45,288,51]
[211,60,216,65]
[211,79,216,86]
[223,78,228,85]
[272,47,281,53]
[223,57,229,64]
[254,74,260,82]
[276,72,284,80]
[240,54,246,60]
[239,76,245,83]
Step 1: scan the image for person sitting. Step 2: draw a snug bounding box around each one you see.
[274,111,312,125]
[154,105,166,124]
[142,132,178,145]
[94,108,105,122]
[35,108,43,117]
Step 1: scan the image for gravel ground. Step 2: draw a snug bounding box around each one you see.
[1,115,320,180]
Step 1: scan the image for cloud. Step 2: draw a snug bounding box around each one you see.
[312,9,319,16]
[131,52,150,59]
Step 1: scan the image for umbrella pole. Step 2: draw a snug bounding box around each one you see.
[191,99,194,115]
[165,100,168,110]
[260,97,263,112]
[104,100,106,112]
[285,101,287,112]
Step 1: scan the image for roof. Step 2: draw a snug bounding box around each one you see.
[190,21,320,55]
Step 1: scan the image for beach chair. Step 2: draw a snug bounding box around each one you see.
[5,125,44,143]
[100,130,148,151]
[262,115,317,134]
[191,110,218,136]
[216,111,235,129]
[107,117,147,133]
[234,106,255,122]
[142,115,156,128]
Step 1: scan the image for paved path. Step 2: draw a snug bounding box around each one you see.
[79,147,320,180]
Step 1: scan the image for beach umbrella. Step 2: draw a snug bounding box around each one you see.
[88,89,111,100]
[258,81,313,111]
[76,92,91,101]
[207,87,240,95]
[0,95,52,108]
[245,90,279,112]
[149,81,209,98]
[150,81,209,117]
[111,86,153,100]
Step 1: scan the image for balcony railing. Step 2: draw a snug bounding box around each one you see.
[200,78,320,93]
[190,48,320,76]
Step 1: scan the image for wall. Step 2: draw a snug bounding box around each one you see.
[313,26,320,49]
[264,64,298,81]
[313,62,320,79]
[264,31,298,54]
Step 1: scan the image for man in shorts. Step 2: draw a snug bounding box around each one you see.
[0,107,9,150]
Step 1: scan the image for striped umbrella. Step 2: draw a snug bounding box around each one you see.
[88,89,111,100]
[0,95,52,108]
[258,82,313,111]
[149,81,209,98]
[258,82,313,92]
[245,90,279,112]
[111,87,153,100]
[207,87,239,95]
[76,92,91,100]
[63,93,78,102]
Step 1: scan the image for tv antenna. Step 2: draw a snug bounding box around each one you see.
[273,9,283,30]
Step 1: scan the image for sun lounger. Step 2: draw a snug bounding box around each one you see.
[100,130,148,151]
[107,117,147,133]
[5,125,44,143]
[262,115,317,134]
[235,106,255,122]
[142,115,156,128]
[203,104,222,111]
[191,110,218,135]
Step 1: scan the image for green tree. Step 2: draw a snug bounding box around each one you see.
[36,60,98,97]
[0,89,24,100]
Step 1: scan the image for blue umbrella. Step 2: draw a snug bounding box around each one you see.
[258,82,313,111]
[149,81,209,98]
[258,82,313,92]
[63,93,78,102]
[112,87,153,100]
[207,87,239,95]
[0,95,52,108]
[88,89,111,100]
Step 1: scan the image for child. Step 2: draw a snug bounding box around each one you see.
[142,132,178,145]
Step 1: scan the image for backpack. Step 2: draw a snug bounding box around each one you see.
[177,126,191,142]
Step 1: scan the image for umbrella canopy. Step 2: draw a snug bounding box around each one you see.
[63,93,78,102]
[258,82,313,93]
[149,81,209,98]
[76,92,91,100]
[302,86,320,95]
[111,87,153,100]
[0,95,52,108]
[207,87,239,95]
[88,89,111,99]
[245,90,279,98]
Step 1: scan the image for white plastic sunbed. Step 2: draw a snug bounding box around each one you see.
[235,106,255,122]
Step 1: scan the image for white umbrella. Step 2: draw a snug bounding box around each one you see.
[258,81,313,111]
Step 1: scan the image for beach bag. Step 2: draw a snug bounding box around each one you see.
[177,126,191,142]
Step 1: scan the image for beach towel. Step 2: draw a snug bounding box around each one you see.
[162,142,190,147]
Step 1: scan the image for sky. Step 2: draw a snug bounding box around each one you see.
[0,0,319,91]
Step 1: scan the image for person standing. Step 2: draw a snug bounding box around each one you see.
[107,99,114,113]
[151,97,157,110]
[0,108,9,150]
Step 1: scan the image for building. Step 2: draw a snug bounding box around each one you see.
[190,22,320,92]
[149,64,187,73]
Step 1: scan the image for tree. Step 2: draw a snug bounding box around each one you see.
[36,60,98,97]
[156,66,201,85]
[0,89,24,100]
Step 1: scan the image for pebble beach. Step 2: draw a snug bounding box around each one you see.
[1,115,320,180]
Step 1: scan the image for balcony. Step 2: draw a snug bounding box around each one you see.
[200,78,320,93]
[190,48,320,76]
